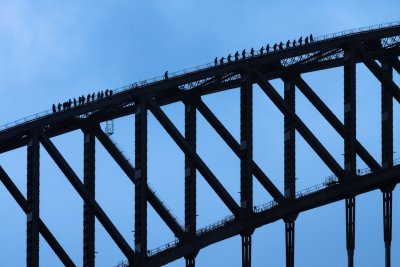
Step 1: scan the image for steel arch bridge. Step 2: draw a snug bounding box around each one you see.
[1,21,400,267]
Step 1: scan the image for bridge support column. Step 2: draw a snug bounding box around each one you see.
[27,131,40,267]
[240,71,253,267]
[184,100,197,266]
[344,47,357,267]
[83,128,96,267]
[381,59,394,267]
[284,78,296,267]
[134,97,148,264]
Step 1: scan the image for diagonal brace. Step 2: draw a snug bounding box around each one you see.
[0,166,75,267]
[92,126,185,238]
[39,134,135,262]
[254,71,345,181]
[193,98,285,203]
[295,76,381,172]
[356,45,400,103]
[148,98,241,218]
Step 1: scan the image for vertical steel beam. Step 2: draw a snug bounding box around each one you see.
[285,221,295,267]
[27,131,40,267]
[184,100,197,266]
[344,47,357,267]
[381,60,393,267]
[83,129,95,267]
[135,97,148,264]
[240,72,253,267]
[284,78,296,267]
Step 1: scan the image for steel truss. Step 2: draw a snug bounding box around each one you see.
[0,23,400,267]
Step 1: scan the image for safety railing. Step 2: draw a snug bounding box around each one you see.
[116,157,400,265]
[3,21,400,137]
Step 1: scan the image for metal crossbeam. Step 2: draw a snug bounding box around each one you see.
[39,134,135,262]
[254,71,345,180]
[194,98,285,202]
[295,76,381,171]
[356,45,400,103]
[0,166,75,266]
[148,98,241,217]
[144,165,400,267]
[93,125,185,238]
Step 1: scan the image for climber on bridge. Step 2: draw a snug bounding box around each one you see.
[305,36,309,44]
[266,44,270,53]
[57,103,62,112]
[105,89,109,97]
[279,42,283,50]
[273,43,277,51]
[234,51,239,61]
[292,39,297,47]
[164,71,169,79]
[227,54,231,62]
[310,34,314,42]
[214,57,218,66]
[109,89,113,96]
[73,98,77,107]
[242,49,246,59]
[52,104,56,113]
[260,46,264,55]
[250,48,254,57]
[97,91,101,100]
[286,40,291,48]
[82,95,85,104]
[87,94,91,103]
[219,57,225,64]
[298,36,303,45]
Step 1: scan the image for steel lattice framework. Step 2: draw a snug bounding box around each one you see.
[1,22,400,267]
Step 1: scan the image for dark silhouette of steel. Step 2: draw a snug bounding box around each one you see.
[0,22,399,267]
[284,78,296,267]
[83,127,96,267]
[184,99,197,267]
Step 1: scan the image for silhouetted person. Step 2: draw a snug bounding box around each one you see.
[101,91,104,99]
[82,95,85,103]
[293,39,297,47]
[234,51,239,61]
[279,42,283,50]
[310,34,314,42]
[68,99,72,109]
[298,36,303,45]
[242,49,246,58]
[260,46,264,55]
[273,43,277,51]
[87,94,91,103]
[105,89,109,97]
[92,93,95,100]
[164,71,169,79]
[52,104,56,113]
[227,54,231,62]
[62,102,66,110]
[78,96,82,105]
[219,57,225,64]
[250,48,254,57]
[266,44,270,53]
[97,92,101,100]
[357,169,361,175]
[109,90,113,96]
[286,40,290,48]
[214,57,218,66]
[73,98,77,107]
[305,36,309,44]
[57,103,61,112]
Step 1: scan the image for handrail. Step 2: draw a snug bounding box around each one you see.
[2,21,400,136]
[138,158,400,260]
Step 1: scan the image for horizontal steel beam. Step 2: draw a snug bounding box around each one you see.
[0,166,75,266]
[144,165,400,266]
[39,134,135,262]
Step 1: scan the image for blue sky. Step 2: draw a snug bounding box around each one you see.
[0,1,399,266]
